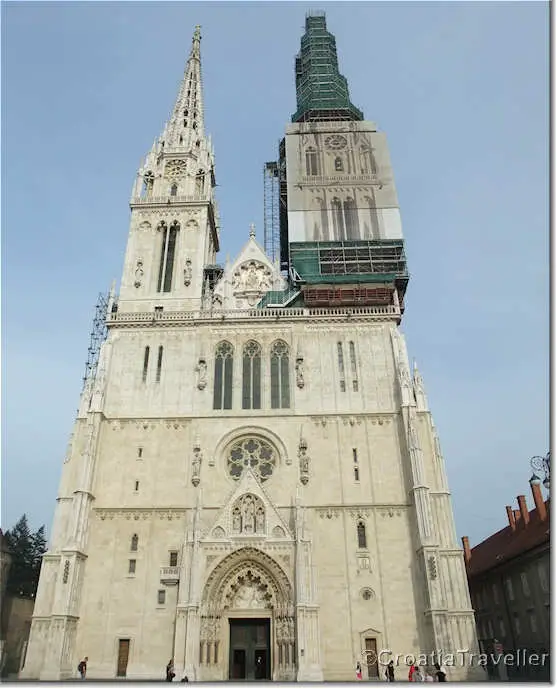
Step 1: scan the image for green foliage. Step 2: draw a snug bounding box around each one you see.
[4,514,47,598]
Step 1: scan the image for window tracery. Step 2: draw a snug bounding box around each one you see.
[227,437,277,482]
[213,341,233,410]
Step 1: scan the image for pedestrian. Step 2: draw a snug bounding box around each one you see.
[434,663,447,682]
[166,658,175,682]
[180,676,189,683]
[77,656,88,680]
[385,660,395,682]
[356,661,363,680]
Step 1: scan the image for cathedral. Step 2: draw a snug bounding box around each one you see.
[21,15,480,682]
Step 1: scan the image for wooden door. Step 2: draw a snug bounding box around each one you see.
[365,638,378,679]
[116,639,130,677]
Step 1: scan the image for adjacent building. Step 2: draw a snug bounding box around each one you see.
[21,14,481,681]
[462,481,550,681]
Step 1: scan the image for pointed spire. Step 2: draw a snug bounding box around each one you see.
[163,25,205,147]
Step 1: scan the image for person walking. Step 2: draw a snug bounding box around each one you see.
[434,663,447,682]
[166,659,175,682]
[356,661,363,680]
[77,657,88,680]
[385,660,395,682]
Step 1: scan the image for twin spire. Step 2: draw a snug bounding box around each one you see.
[162,25,205,147]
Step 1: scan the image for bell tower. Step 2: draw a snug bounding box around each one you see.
[119,26,221,313]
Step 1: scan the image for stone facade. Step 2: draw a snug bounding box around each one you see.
[21,23,480,682]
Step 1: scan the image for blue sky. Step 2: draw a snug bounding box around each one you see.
[2,1,549,547]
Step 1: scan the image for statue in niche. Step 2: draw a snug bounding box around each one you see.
[196,359,207,390]
[399,360,411,388]
[245,263,259,290]
[295,356,305,389]
[299,438,310,484]
[134,259,144,288]
[191,443,202,487]
[242,497,255,533]
[408,419,420,452]
[255,506,265,533]
[184,259,192,286]
[232,508,241,533]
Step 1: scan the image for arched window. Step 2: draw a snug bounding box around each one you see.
[170,184,178,197]
[360,145,377,175]
[305,147,319,176]
[270,340,290,409]
[131,534,138,551]
[349,341,358,392]
[364,194,380,239]
[357,521,367,549]
[195,170,205,195]
[344,198,360,240]
[331,197,344,239]
[157,221,179,293]
[334,156,344,172]
[242,341,262,410]
[141,171,154,198]
[213,341,233,410]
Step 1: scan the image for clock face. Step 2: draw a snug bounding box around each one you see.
[324,135,348,150]
[164,159,187,179]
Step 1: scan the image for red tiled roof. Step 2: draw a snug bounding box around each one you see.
[466,501,550,578]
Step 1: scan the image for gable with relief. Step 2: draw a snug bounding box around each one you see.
[206,468,292,542]
[212,229,286,309]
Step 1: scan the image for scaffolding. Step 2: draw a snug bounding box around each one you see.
[263,161,281,264]
[82,291,109,390]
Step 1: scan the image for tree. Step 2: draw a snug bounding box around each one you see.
[4,515,47,598]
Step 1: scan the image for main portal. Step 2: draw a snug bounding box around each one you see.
[229,618,271,680]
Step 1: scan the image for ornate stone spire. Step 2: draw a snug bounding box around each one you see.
[162,25,205,147]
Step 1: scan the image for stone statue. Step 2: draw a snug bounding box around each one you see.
[255,507,265,533]
[196,359,207,390]
[242,497,255,532]
[295,357,305,389]
[134,259,144,288]
[184,259,192,287]
[299,439,310,484]
[232,508,241,533]
[191,444,202,487]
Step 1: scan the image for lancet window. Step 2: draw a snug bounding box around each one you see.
[270,340,290,409]
[157,221,179,293]
[337,342,346,392]
[357,521,367,549]
[349,341,359,392]
[213,341,234,410]
[305,147,319,176]
[242,341,262,410]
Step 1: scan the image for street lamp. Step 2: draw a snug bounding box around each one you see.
[529,452,550,491]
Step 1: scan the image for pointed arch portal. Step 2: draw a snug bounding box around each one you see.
[199,547,296,680]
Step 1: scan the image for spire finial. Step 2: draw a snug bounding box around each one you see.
[249,223,256,239]
[191,25,201,58]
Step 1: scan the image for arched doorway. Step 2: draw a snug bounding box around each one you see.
[200,548,295,681]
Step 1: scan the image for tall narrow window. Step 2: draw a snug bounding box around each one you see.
[520,572,530,597]
[365,194,380,239]
[352,448,358,463]
[354,467,360,481]
[213,341,234,410]
[242,341,262,410]
[142,346,150,383]
[128,559,136,574]
[344,198,360,239]
[156,346,163,383]
[357,521,367,549]
[170,183,178,197]
[157,221,179,293]
[305,147,319,176]
[158,590,166,605]
[131,534,138,552]
[331,197,344,238]
[169,551,178,567]
[349,341,359,391]
[359,145,376,175]
[270,340,290,409]
[337,342,346,392]
[334,156,344,172]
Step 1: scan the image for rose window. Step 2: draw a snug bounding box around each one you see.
[227,437,277,482]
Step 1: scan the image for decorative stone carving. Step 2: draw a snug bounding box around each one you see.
[231,260,273,307]
[428,555,438,580]
[361,587,375,600]
[134,258,144,288]
[164,159,187,179]
[232,583,268,609]
[272,525,286,538]
[184,259,192,286]
[231,494,265,535]
[212,526,225,539]
[196,358,207,390]
[137,220,151,232]
[318,508,340,519]
[295,353,305,389]
[192,438,202,487]
[298,437,310,485]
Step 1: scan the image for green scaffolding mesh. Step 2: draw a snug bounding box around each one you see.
[292,13,364,123]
